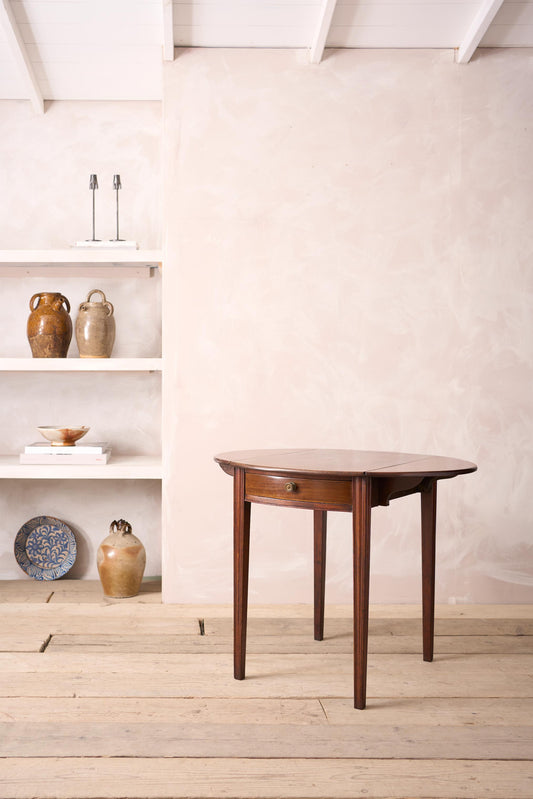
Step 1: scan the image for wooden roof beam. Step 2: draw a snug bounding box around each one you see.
[310,0,338,64]
[0,0,43,113]
[456,0,504,64]
[162,0,174,61]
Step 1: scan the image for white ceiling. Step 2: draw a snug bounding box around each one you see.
[0,0,532,110]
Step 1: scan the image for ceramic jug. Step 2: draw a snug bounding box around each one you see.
[27,292,72,358]
[75,289,115,358]
[97,519,146,598]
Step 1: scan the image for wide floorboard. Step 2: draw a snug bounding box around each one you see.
[0,579,531,799]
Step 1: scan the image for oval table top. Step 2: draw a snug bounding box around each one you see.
[215,448,477,479]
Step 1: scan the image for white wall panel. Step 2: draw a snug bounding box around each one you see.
[33,57,162,101]
[11,0,161,27]
[2,0,533,100]
[174,25,313,46]
[174,2,320,27]
[329,2,478,47]
[173,1,318,47]
[3,0,163,100]
[491,1,533,24]
[16,23,162,47]
[482,25,533,45]
[0,11,25,99]
[0,39,27,97]
[481,1,533,44]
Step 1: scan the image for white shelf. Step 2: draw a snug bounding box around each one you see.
[1,248,164,576]
[0,249,162,278]
[0,455,162,480]
[0,357,162,372]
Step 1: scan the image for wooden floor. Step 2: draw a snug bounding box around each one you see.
[0,580,532,799]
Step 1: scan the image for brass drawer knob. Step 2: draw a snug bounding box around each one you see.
[285,481,297,492]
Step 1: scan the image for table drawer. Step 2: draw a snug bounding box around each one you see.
[245,472,352,506]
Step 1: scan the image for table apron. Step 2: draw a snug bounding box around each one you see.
[373,475,436,506]
[245,472,352,510]
[244,471,435,511]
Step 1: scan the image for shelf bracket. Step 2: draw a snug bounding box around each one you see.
[309,0,338,64]
[162,0,174,62]
[456,0,504,64]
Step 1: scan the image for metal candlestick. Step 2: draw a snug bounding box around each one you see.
[87,174,100,241]
[112,174,124,241]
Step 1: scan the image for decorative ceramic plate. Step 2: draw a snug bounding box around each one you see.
[14,516,77,580]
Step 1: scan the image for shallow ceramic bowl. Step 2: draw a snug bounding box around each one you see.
[37,426,90,447]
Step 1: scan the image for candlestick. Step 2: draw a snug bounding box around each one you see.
[87,174,100,241]
[111,174,124,241]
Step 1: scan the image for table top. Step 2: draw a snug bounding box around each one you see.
[215,449,477,479]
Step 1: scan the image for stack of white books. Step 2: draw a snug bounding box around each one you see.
[20,442,111,465]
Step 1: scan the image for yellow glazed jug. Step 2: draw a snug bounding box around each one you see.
[97,519,146,598]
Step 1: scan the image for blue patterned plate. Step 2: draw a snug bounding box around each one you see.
[14,516,77,580]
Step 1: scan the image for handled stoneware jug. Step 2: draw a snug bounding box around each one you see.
[75,289,115,358]
[97,519,146,598]
[27,292,72,358]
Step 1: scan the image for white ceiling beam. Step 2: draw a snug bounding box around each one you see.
[456,0,504,64]
[162,0,174,61]
[0,0,43,113]
[309,0,338,64]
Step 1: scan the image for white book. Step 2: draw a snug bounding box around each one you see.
[25,441,109,454]
[20,449,111,465]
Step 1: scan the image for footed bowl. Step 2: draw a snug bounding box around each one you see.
[37,426,90,447]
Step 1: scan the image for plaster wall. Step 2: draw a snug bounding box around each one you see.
[162,48,533,604]
[0,100,162,580]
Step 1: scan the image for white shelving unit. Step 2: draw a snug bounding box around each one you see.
[0,358,162,372]
[1,249,163,482]
[0,455,162,480]
[0,249,161,278]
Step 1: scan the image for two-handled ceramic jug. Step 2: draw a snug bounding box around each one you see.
[27,292,72,358]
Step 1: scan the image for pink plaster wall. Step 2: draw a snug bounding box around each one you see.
[162,48,533,604]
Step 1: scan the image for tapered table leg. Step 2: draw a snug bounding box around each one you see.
[313,510,327,641]
[352,476,372,709]
[234,467,251,680]
[421,480,437,662]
